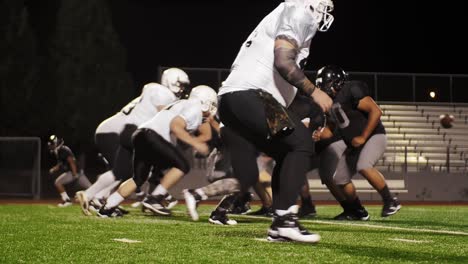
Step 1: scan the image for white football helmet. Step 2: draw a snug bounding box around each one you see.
[189,85,218,116]
[287,0,334,32]
[161,68,190,97]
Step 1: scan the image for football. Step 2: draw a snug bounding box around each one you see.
[439,114,454,129]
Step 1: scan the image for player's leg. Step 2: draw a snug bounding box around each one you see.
[266,113,320,243]
[138,129,190,215]
[55,172,74,207]
[356,134,401,217]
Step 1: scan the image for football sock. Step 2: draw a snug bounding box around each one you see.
[105,192,124,209]
[151,184,168,196]
[60,192,70,202]
[85,170,116,199]
[378,185,393,204]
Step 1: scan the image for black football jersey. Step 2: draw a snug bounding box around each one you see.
[55,145,75,172]
[330,80,385,146]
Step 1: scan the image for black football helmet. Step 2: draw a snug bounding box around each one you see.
[48,135,63,152]
[315,65,347,97]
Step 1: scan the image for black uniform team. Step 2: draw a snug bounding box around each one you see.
[48,0,401,243]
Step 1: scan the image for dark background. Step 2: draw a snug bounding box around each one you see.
[0,0,467,193]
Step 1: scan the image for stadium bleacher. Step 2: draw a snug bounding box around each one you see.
[378,103,468,173]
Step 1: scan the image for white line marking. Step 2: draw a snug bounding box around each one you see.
[389,238,433,243]
[113,238,142,243]
[254,238,269,242]
[234,215,468,236]
[308,220,468,236]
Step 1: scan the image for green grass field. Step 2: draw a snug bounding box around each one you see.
[0,203,467,263]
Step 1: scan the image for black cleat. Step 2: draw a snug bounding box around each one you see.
[298,203,317,218]
[164,194,178,209]
[97,207,123,218]
[248,206,274,217]
[333,208,370,221]
[382,197,401,217]
[117,206,129,215]
[267,205,320,243]
[208,210,237,225]
[142,195,171,216]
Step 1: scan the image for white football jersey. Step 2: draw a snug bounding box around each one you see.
[95,112,127,134]
[122,83,177,126]
[219,2,319,107]
[139,99,204,145]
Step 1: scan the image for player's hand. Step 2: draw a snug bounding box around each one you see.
[194,142,210,156]
[351,136,366,148]
[49,167,57,174]
[312,127,322,142]
[311,89,332,112]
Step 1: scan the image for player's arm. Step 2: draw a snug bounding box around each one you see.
[67,156,79,178]
[273,37,332,112]
[194,122,213,143]
[49,164,60,174]
[170,116,209,155]
[356,96,382,141]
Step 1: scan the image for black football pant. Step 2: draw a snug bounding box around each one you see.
[219,90,315,210]
[94,132,119,169]
[132,128,190,188]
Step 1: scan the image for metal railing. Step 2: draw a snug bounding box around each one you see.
[158,66,468,103]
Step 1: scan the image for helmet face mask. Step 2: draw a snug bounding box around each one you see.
[315,65,347,98]
[307,0,335,32]
[161,68,190,98]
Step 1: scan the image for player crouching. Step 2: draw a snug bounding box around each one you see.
[97,86,217,217]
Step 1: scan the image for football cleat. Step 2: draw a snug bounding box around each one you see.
[97,206,123,218]
[164,194,178,209]
[333,208,370,221]
[298,203,317,218]
[248,206,274,217]
[382,197,402,217]
[267,205,320,243]
[75,191,91,216]
[183,189,201,221]
[142,195,171,216]
[208,210,237,225]
[58,199,72,207]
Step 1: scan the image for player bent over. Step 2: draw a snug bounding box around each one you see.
[97,86,217,217]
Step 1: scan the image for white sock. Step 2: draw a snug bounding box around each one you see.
[105,192,124,209]
[195,189,208,200]
[275,209,289,216]
[94,180,120,199]
[151,184,167,196]
[276,205,299,216]
[85,170,116,199]
[60,192,70,201]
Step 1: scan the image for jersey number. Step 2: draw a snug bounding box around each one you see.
[331,103,350,129]
[121,96,142,115]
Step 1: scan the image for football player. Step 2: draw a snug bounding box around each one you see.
[216,0,334,243]
[97,85,217,217]
[313,65,401,218]
[75,68,189,215]
[48,135,91,207]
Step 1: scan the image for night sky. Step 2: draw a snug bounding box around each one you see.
[108,0,467,88]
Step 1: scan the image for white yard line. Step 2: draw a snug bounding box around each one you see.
[234,215,468,236]
[389,238,433,243]
[304,219,468,236]
[113,238,142,243]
